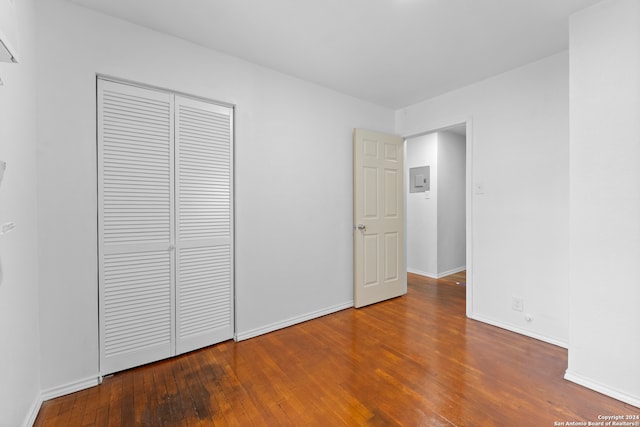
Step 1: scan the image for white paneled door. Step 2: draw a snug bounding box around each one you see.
[98,79,233,375]
[353,129,406,308]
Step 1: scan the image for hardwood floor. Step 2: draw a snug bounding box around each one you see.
[35,272,637,426]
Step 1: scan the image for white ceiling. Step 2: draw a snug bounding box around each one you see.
[69,0,601,109]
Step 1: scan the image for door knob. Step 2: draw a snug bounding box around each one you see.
[356,224,366,231]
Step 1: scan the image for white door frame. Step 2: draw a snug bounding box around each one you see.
[96,75,236,376]
[403,118,474,318]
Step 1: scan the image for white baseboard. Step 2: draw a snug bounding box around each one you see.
[469,313,568,349]
[235,301,353,341]
[40,375,100,402]
[407,268,438,278]
[437,266,466,278]
[23,376,99,427]
[408,266,466,279]
[565,370,640,409]
[23,394,43,427]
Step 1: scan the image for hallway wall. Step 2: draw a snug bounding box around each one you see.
[437,130,466,275]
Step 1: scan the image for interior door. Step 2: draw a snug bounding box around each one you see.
[353,128,406,308]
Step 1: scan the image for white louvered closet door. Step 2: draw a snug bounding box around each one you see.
[175,96,234,354]
[98,79,234,375]
[98,80,176,375]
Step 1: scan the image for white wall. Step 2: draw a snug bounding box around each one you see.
[406,133,438,276]
[397,52,570,346]
[0,0,41,426]
[567,0,640,407]
[437,131,466,275]
[36,0,394,395]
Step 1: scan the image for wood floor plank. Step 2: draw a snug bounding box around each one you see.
[34,272,639,426]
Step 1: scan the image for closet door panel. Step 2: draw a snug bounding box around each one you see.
[101,250,173,373]
[175,96,234,354]
[98,79,175,375]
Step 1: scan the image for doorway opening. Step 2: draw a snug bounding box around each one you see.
[404,122,471,315]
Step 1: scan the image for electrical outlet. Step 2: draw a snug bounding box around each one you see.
[512,297,524,312]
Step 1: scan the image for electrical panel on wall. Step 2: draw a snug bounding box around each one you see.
[409,166,430,193]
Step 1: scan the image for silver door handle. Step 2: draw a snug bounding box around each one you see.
[355,224,366,231]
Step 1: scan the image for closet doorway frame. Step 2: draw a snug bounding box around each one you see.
[96,74,236,378]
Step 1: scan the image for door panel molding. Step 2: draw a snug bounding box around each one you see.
[354,128,406,308]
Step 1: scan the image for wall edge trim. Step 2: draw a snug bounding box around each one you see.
[40,376,100,402]
[437,266,467,278]
[407,268,437,279]
[469,313,568,349]
[23,393,43,427]
[564,370,640,409]
[235,301,354,341]
[408,266,466,279]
